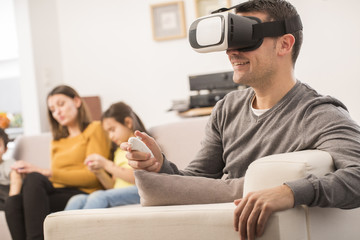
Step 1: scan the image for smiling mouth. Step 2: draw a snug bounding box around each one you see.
[233,61,250,66]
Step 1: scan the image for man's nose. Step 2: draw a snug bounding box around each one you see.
[226,49,240,55]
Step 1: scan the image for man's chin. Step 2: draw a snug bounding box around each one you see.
[232,72,246,85]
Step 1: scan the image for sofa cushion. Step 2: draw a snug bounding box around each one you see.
[243,150,334,195]
[135,170,244,206]
[148,116,208,170]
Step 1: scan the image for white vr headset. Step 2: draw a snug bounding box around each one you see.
[189,11,303,53]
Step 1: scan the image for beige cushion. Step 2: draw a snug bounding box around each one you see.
[148,116,208,170]
[243,150,333,195]
[11,132,52,168]
[135,170,244,206]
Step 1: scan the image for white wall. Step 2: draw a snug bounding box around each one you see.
[13,0,63,134]
[0,0,21,114]
[14,0,360,132]
[56,0,233,128]
[295,0,360,124]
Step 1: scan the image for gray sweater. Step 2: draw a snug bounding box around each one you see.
[161,80,360,209]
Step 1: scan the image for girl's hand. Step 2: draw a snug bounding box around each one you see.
[85,154,108,172]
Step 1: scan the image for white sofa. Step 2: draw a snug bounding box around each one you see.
[0,132,51,240]
[43,116,360,240]
[3,116,360,239]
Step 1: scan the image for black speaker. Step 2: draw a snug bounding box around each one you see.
[190,90,231,108]
[189,71,240,91]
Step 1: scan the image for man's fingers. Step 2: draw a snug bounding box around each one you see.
[127,152,154,170]
[134,131,152,145]
[234,199,242,206]
[256,205,272,237]
[120,142,130,151]
[239,197,255,239]
[246,205,262,240]
[145,162,159,172]
[233,198,246,232]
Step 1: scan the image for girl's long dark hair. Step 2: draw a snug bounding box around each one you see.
[102,102,148,160]
[47,85,91,140]
[102,101,148,134]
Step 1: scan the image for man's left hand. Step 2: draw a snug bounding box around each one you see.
[233,184,295,240]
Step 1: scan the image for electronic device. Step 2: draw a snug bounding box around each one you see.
[189,90,231,108]
[189,71,239,91]
[188,71,246,108]
[189,11,302,53]
[128,137,154,158]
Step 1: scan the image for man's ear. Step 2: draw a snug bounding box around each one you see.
[73,96,82,108]
[278,34,295,57]
[124,117,133,130]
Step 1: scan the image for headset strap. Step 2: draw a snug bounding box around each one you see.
[252,15,303,39]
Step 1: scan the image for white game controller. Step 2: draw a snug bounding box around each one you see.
[128,137,154,158]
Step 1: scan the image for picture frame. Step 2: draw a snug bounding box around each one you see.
[150,1,187,41]
[194,0,231,18]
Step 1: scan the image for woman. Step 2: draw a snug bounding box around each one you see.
[65,102,147,210]
[5,85,111,240]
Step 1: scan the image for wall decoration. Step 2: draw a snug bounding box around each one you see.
[150,1,187,41]
[194,0,231,18]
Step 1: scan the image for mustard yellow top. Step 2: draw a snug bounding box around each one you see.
[50,121,111,193]
[113,148,134,188]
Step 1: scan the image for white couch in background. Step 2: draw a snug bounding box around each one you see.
[0,132,51,240]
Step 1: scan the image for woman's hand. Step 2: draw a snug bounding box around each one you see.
[12,160,38,174]
[11,160,51,177]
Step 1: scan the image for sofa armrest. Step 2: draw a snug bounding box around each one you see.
[44,203,239,240]
[243,150,334,195]
[242,150,335,240]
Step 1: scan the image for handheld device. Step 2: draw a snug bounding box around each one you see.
[128,137,154,158]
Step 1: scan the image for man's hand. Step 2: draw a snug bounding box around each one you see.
[233,184,295,240]
[120,131,164,172]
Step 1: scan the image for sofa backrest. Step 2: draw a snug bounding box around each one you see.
[12,132,52,168]
[148,116,209,170]
[10,116,209,171]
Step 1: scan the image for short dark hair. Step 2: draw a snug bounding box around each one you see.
[47,85,92,140]
[235,0,303,65]
[0,128,9,148]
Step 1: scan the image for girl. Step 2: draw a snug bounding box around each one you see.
[5,85,111,240]
[64,101,147,210]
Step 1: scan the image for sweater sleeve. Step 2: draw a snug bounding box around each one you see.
[85,121,111,158]
[51,122,111,193]
[160,100,225,178]
[286,102,360,209]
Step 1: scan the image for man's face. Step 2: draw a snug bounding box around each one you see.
[226,12,279,88]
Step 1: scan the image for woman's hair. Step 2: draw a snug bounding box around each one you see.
[235,0,303,66]
[102,101,148,134]
[0,128,9,148]
[47,85,91,140]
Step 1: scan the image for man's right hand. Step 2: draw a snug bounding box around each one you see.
[120,130,164,172]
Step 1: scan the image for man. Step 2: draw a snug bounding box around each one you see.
[121,0,360,239]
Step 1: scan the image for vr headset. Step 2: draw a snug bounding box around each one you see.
[189,9,303,53]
